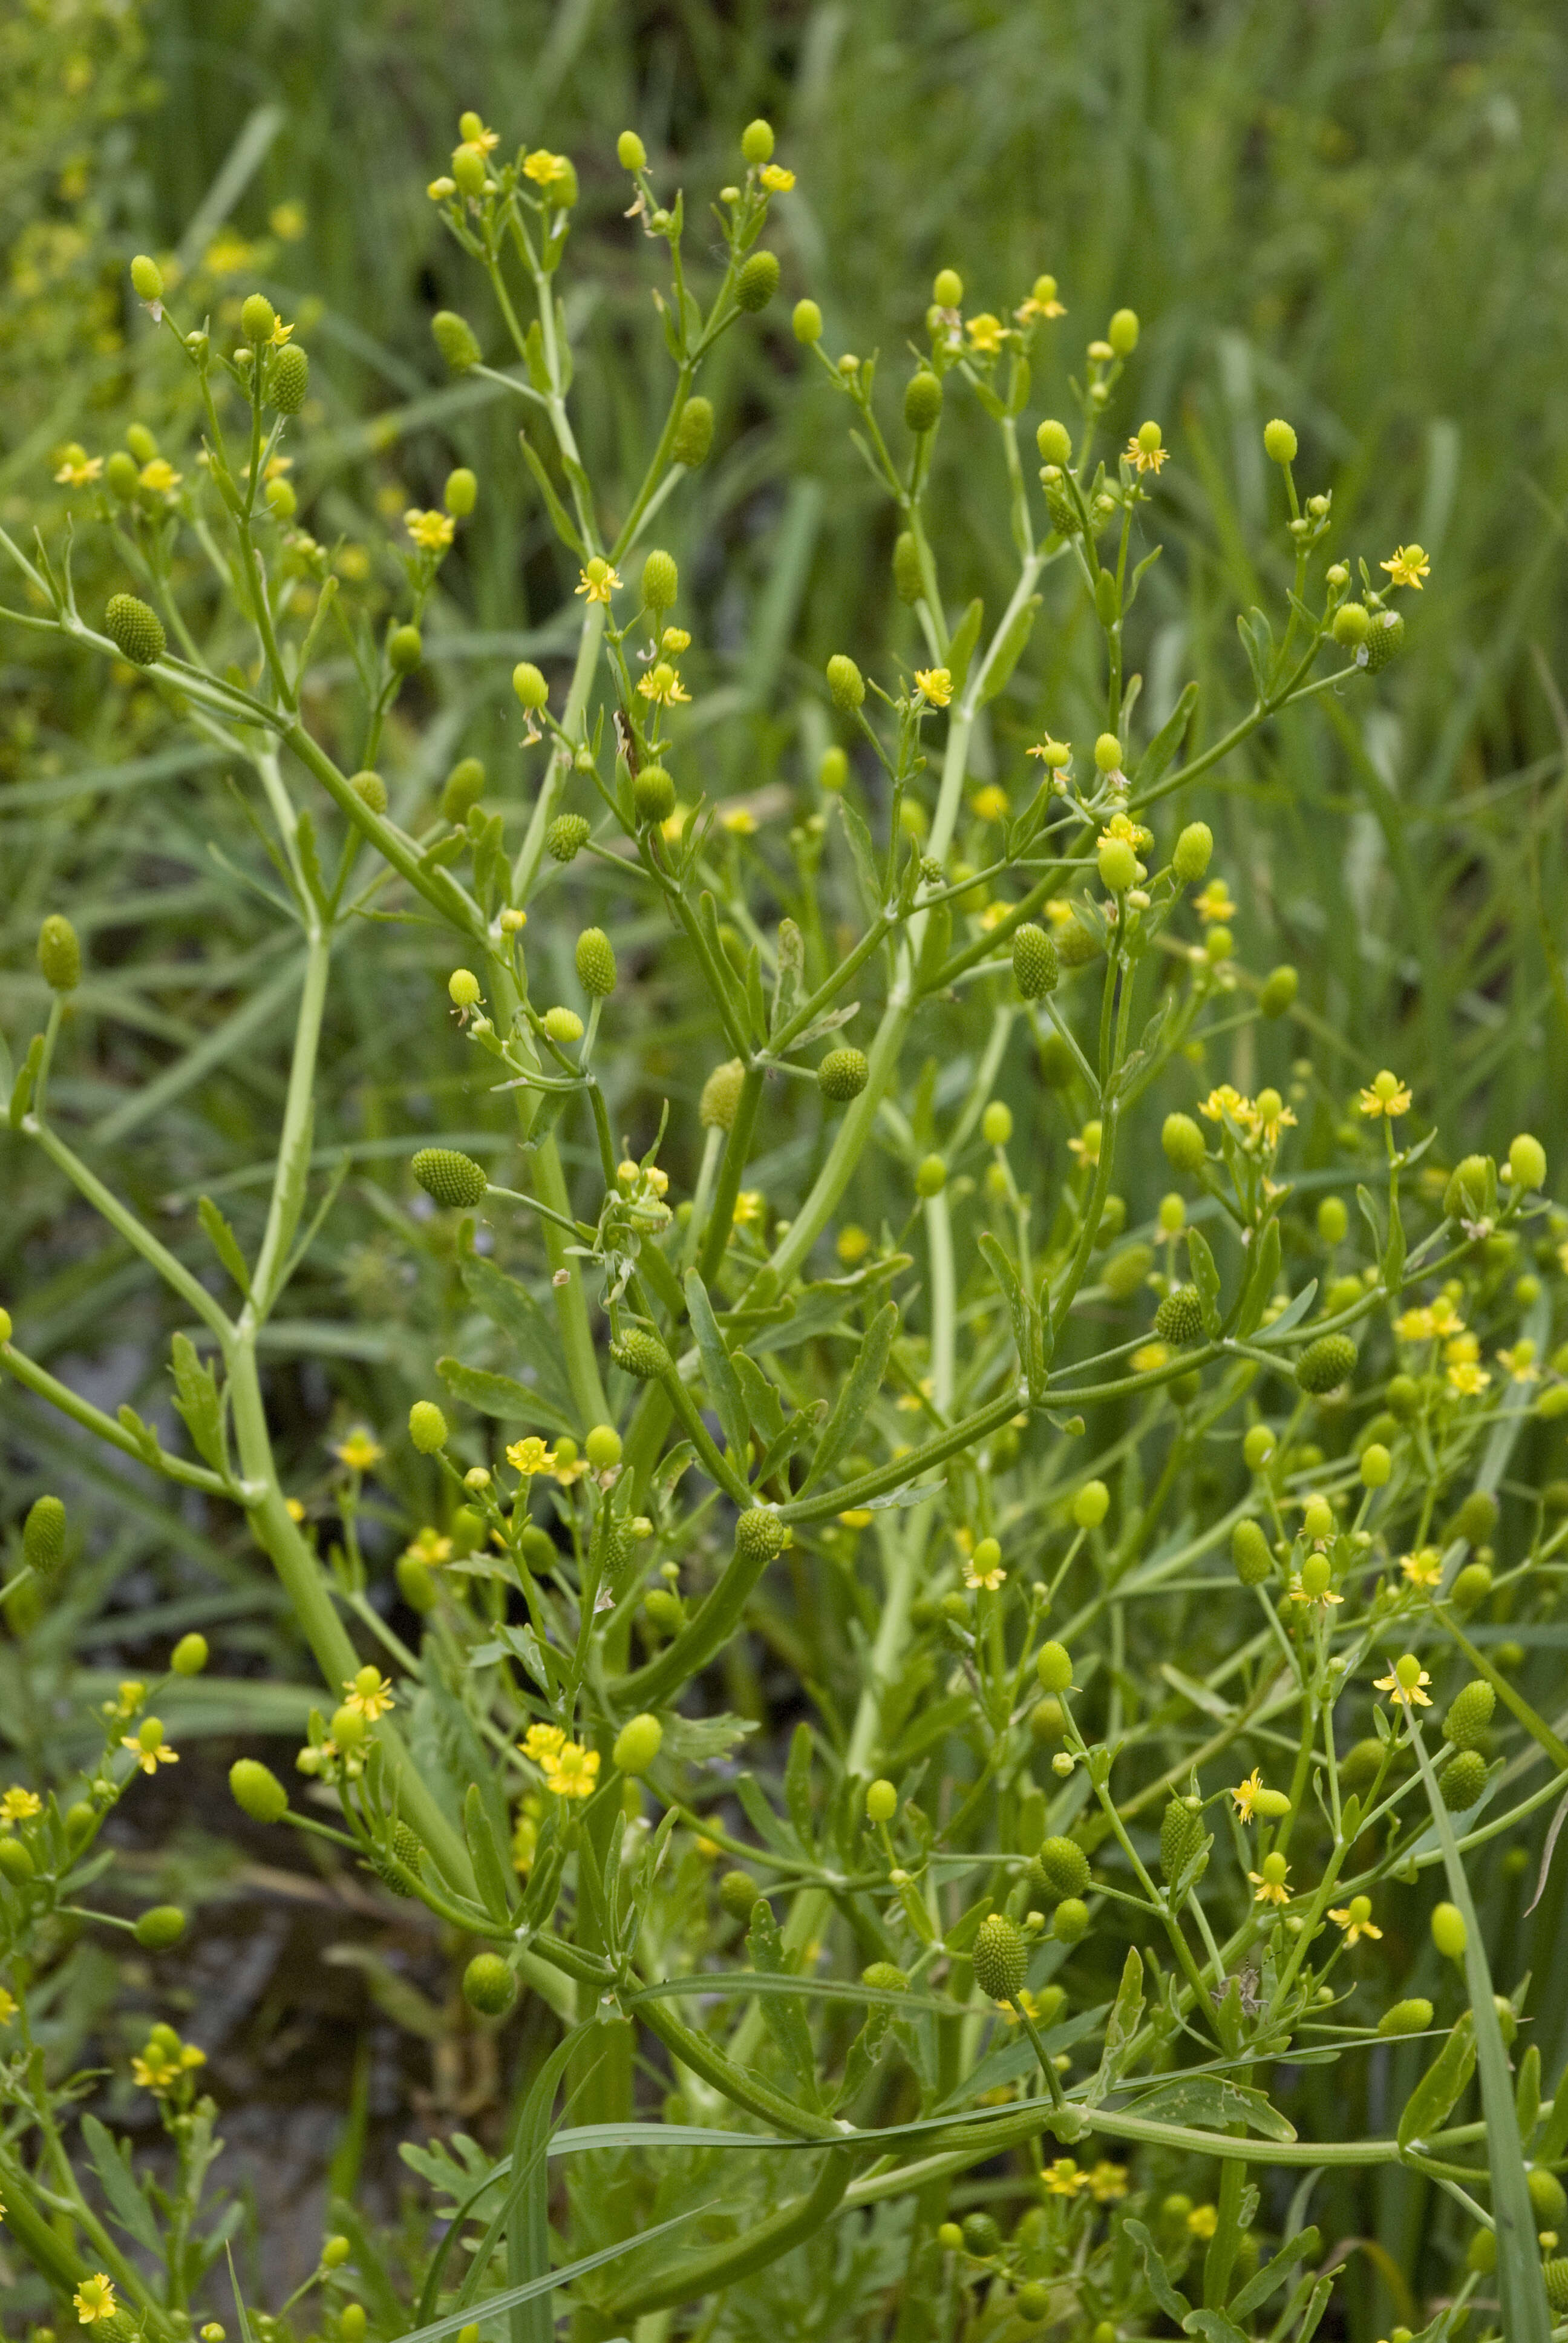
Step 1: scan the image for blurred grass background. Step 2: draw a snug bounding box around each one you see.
[5,4,1568,2324]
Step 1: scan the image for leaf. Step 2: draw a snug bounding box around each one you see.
[1252,1279,1318,1345]
[1384,1184,1407,1293]
[1236,605,1273,696]
[746,1897,822,2108]
[1185,1225,1223,1338]
[656,1712,758,1763]
[801,1300,898,1493]
[198,1195,252,1297]
[398,2202,716,2343]
[1226,2226,1321,2321]
[1132,680,1199,793]
[946,597,984,693]
[771,918,805,1037]
[460,1251,576,1423]
[10,1032,44,1126]
[1125,2218,1191,2324]
[978,595,1040,706]
[518,432,584,557]
[685,1268,751,1466]
[1126,2076,1296,2143]
[1397,2010,1475,2151]
[81,2114,163,2255]
[1232,1215,1281,1339]
[1085,1946,1145,2106]
[468,1621,551,1689]
[1181,2313,1249,2343]
[731,1349,785,1448]
[978,1231,1044,1397]
[169,1330,226,1469]
[436,1355,576,1436]
[836,795,884,922]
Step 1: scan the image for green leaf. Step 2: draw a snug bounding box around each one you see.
[436,1355,576,1435]
[197,1194,252,1297]
[1397,2010,1475,2151]
[801,1300,898,1493]
[746,1898,823,2109]
[459,1251,576,1424]
[977,595,1040,706]
[518,432,585,557]
[10,1032,44,1127]
[655,1712,757,1764]
[1226,2226,1321,2321]
[771,917,805,1037]
[169,1330,226,1469]
[1125,2218,1191,2324]
[81,2114,163,2255]
[1231,1214,1281,1339]
[947,597,984,693]
[1086,1946,1144,2105]
[836,795,883,923]
[399,2201,714,2343]
[1185,1225,1223,1338]
[1132,680,1198,793]
[1126,2076,1296,2143]
[685,1268,751,1467]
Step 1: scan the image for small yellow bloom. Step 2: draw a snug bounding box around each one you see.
[1359,1070,1412,1119]
[1497,1342,1540,1383]
[122,1734,178,1775]
[405,1525,454,1566]
[333,1428,384,1473]
[838,1509,874,1529]
[1427,1295,1465,1337]
[965,313,1006,355]
[1199,1084,1249,1126]
[0,1788,43,1829]
[285,1496,307,1522]
[1230,1768,1264,1823]
[1374,1661,1432,1708]
[1443,1331,1479,1368]
[731,1189,766,1231]
[541,1739,599,1798]
[524,1723,567,1765]
[719,806,757,835]
[1400,1548,1442,1589]
[1068,1120,1102,1167]
[0,1984,15,2025]
[1125,434,1168,476]
[75,2276,118,2324]
[1328,1896,1382,1947]
[837,1224,871,1266]
[1394,1306,1435,1342]
[1088,2159,1129,2203]
[1249,1867,1290,1907]
[139,457,182,496]
[427,176,457,201]
[1192,879,1235,925]
[637,660,690,705]
[1446,1360,1491,1397]
[269,316,296,346]
[914,666,953,708]
[1015,290,1066,323]
[575,558,621,604]
[1380,545,1430,591]
[1027,733,1072,765]
[342,1668,396,1722]
[506,1435,559,1479]
[54,453,103,487]
[1132,1341,1171,1374]
[404,507,456,551]
[464,120,500,154]
[1186,2204,1219,2239]
[660,625,691,654]
[759,164,795,192]
[1043,2156,1088,2197]
[971,784,1010,824]
[523,149,572,189]
[1287,1573,1344,1608]
[964,1562,1007,1592]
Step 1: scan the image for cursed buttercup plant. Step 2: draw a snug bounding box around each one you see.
[2,111,1566,2343]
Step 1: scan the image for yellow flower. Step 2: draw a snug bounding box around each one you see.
[1104,811,1153,850]
[838,1509,874,1529]
[75,2276,118,2324]
[731,1189,766,1230]
[1230,1768,1264,1822]
[759,164,795,192]
[285,1496,307,1523]
[719,807,757,835]
[1186,2204,1219,2239]
[637,661,690,705]
[506,1435,559,1479]
[1125,434,1168,476]
[0,1985,13,2026]
[1249,1861,1291,1907]
[1088,2160,1129,2202]
[1253,1098,1296,1145]
[1394,1306,1435,1342]
[1015,290,1066,324]
[541,1739,599,1798]
[1198,1084,1250,1125]
[1497,1342,1540,1383]
[965,1561,1007,1591]
[404,507,456,551]
[1043,2157,1087,2197]
[965,313,1006,355]
[978,901,1013,932]
[342,1668,396,1722]
[405,1525,454,1566]
[1027,733,1072,765]
[204,231,255,274]
[1328,1896,1382,1947]
[575,559,621,603]
[122,1734,178,1775]
[1380,545,1430,591]
[139,457,182,496]
[1132,1341,1171,1374]
[0,1788,42,1829]
[837,1224,871,1265]
[1193,879,1235,925]
[1427,1295,1464,1337]
[512,1794,542,1876]
[116,1680,146,1717]
[54,453,103,487]
[333,1428,384,1473]
[1443,1332,1479,1368]
[1068,1120,1102,1167]
[1374,1660,1432,1708]
[660,625,691,654]
[1446,1360,1491,1397]
[1400,1548,1442,1590]
[971,785,1010,824]
[524,1723,567,1766]
[464,120,500,154]
[269,316,296,346]
[1287,1573,1344,1608]
[523,149,572,189]
[427,176,457,202]
[914,666,953,708]
[1359,1070,1412,1119]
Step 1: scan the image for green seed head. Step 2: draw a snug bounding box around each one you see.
[1161,1112,1207,1175]
[1032,1835,1090,1901]
[1160,1796,1203,1882]
[861,1960,909,1993]
[1098,834,1138,893]
[740,117,775,165]
[463,1953,517,2017]
[387,624,423,675]
[230,1758,289,1824]
[1452,1489,1498,1545]
[1053,1895,1089,1943]
[1107,307,1139,355]
[1030,1696,1067,1744]
[1331,601,1370,649]
[240,292,276,346]
[408,1400,448,1454]
[932,269,963,308]
[269,343,309,415]
[1443,1679,1495,1749]
[441,757,486,821]
[171,1633,208,1676]
[826,653,865,712]
[700,1058,747,1132]
[617,130,647,171]
[411,1147,488,1209]
[444,466,477,516]
[633,764,676,824]
[671,396,714,467]
[892,531,925,603]
[1430,1901,1467,1960]
[1073,1480,1109,1529]
[904,371,943,433]
[1378,1996,1433,2037]
[1154,1285,1204,1345]
[105,592,166,666]
[1011,923,1059,1000]
[1036,1640,1073,1694]
[584,1424,622,1470]
[1529,2167,1568,2227]
[865,1778,897,1823]
[915,1153,947,1198]
[1509,1132,1547,1193]
[134,1905,186,1950]
[735,1507,787,1564]
[350,770,387,816]
[1259,963,1299,1018]
[792,298,823,344]
[1172,821,1213,883]
[1232,1518,1273,1586]
[1449,1560,1493,1614]
[22,1495,67,1576]
[1263,417,1298,465]
[641,549,678,612]
[512,660,549,711]
[433,310,483,371]
[1545,2258,1568,2314]
[610,1330,671,1381]
[613,1712,663,1775]
[818,1046,870,1103]
[130,254,164,302]
[719,1869,757,1919]
[1439,1749,1488,1810]
[736,251,780,313]
[1036,418,1073,467]
[546,812,590,862]
[1362,606,1405,670]
[971,1911,1027,2002]
[575,926,617,997]
[1296,1334,1357,1395]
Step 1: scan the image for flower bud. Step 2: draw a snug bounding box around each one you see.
[1259,963,1298,1018]
[387,624,423,676]
[617,130,647,171]
[396,1556,437,1613]
[451,143,488,198]
[105,592,166,666]
[932,268,963,307]
[971,1912,1027,2001]
[1053,1896,1089,1943]
[904,372,943,433]
[1430,1901,1467,1959]
[671,396,714,467]
[982,1101,1012,1147]
[1331,602,1370,649]
[585,1424,622,1470]
[35,911,82,994]
[544,1007,583,1044]
[818,1046,869,1103]
[409,1400,448,1453]
[1107,307,1139,354]
[1011,923,1059,1000]
[411,1147,488,1208]
[862,1960,908,1994]
[171,1633,208,1676]
[133,1905,186,1950]
[1069,1480,1108,1532]
[439,757,485,822]
[792,298,822,344]
[131,254,164,303]
[444,466,477,516]
[230,1758,289,1824]
[1098,834,1138,893]
[241,292,276,346]
[1172,822,1212,882]
[448,969,481,1011]
[1509,1132,1547,1192]
[741,118,775,165]
[1302,1495,1334,1543]
[826,654,864,712]
[463,1952,517,2016]
[1296,1334,1357,1394]
[719,1868,757,1919]
[736,251,780,313]
[1093,731,1123,773]
[269,344,309,415]
[1232,1519,1272,1586]
[1530,2168,1568,2228]
[866,1778,897,1823]
[1161,1112,1206,1175]
[433,310,483,371]
[631,764,676,825]
[105,450,140,500]
[889,530,926,605]
[1034,1643,1071,1699]
[641,548,678,610]
[1263,418,1298,465]
[1378,1997,1433,2037]
[614,1713,663,1775]
[1449,1560,1492,1613]
[915,1154,946,1198]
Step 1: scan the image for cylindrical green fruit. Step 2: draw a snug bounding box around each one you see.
[575,927,616,997]
[818,1047,870,1102]
[671,397,714,466]
[1232,1519,1273,1586]
[1296,1334,1357,1394]
[1154,1285,1204,1345]
[269,344,309,415]
[1443,1680,1495,1750]
[971,1912,1027,2001]
[37,917,82,993]
[411,1147,488,1208]
[1159,1797,1203,1882]
[1161,1112,1206,1174]
[633,765,676,824]
[134,1906,186,1950]
[1439,1749,1487,1810]
[1031,1835,1089,1901]
[1011,923,1059,1000]
[736,251,780,312]
[609,1330,671,1380]
[1378,1997,1433,2037]
[463,1953,517,2016]
[105,592,166,665]
[23,1495,67,1576]
[904,372,943,432]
